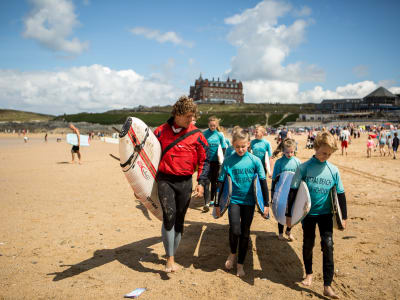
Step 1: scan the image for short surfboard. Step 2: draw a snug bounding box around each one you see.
[119,117,162,221]
[290,181,311,226]
[253,174,269,218]
[66,133,90,146]
[217,144,224,165]
[330,185,344,230]
[212,174,232,219]
[264,151,271,175]
[271,171,295,225]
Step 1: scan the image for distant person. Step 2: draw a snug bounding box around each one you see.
[250,125,272,177]
[202,116,226,212]
[215,129,269,277]
[278,127,288,143]
[153,96,209,273]
[340,127,350,156]
[286,132,347,299]
[44,133,48,142]
[386,134,393,156]
[378,129,387,157]
[392,132,399,159]
[366,135,375,158]
[69,123,82,164]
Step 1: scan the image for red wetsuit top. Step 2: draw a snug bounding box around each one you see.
[154,117,210,183]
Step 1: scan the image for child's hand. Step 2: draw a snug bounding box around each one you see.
[341,219,346,230]
[286,216,292,227]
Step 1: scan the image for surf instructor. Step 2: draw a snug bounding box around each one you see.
[154,96,209,273]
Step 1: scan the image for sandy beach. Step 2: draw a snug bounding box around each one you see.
[1,132,399,300]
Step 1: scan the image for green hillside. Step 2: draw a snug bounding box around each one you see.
[0,109,54,122]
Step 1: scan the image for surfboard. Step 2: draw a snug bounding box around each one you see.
[330,185,344,230]
[66,133,90,146]
[217,144,224,165]
[253,174,269,218]
[119,117,163,221]
[271,171,295,225]
[212,174,232,219]
[102,137,119,144]
[290,181,311,226]
[264,152,271,175]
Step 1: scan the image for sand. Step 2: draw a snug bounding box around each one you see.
[1,132,399,300]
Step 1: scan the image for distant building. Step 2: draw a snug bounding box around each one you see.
[317,87,400,112]
[189,74,244,103]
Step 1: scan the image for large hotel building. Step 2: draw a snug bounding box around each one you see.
[189,74,244,103]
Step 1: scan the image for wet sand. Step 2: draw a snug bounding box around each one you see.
[0,132,399,299]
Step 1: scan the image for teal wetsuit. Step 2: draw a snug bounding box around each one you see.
[272,156,301,180]
[250,139,272,165]
[203,129,226,162]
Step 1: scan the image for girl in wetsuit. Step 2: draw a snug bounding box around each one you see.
[286,132,347,299]
[271,138,301,241]
[154,96,209,273]
[250,125,272,177]
[203,116,227,211]
[215,129,269,277]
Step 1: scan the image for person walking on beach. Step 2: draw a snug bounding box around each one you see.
[366,135,375,158]
[202,116,226,212]
[250,125,272,177]
[340,126,350,156]
[271,138,301,241]
[69,123,82,164]
[393,132,399,159]
[154,96,209,273]
[215,129,269,277]
[378,129,387,157]
[286,132,347,299]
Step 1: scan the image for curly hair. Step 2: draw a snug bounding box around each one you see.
[171,95,198,117]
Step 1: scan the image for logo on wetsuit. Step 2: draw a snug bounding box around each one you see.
[137,160,151,180]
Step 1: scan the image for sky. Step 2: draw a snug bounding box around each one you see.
[0,0,399,115]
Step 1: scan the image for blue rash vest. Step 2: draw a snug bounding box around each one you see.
[250,139,272,163]
[290,156,344,215]
[218,152,266,206]
[203,129,226,162]
[225,145,235,158]
[272,156,301,180]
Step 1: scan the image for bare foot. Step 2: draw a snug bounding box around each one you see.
[323,285,339,299]
[236,263,245,277]
[278,234,285,240]
[225,253,236,270]
[301,274,313,286]
[286,233,295,241]
[165,262,179,273]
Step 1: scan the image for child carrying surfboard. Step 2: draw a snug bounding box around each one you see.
[250,125,272,177]
[286,131,348,299]
[271,138,301,241]
[214,129,269,277]
[203,116,227,212]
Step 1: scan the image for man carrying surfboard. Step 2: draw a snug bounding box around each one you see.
[285,131,348,299]
[154,96,209,273]
[69,123,82,164]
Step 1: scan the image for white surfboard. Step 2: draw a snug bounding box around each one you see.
[290,181,311,226]
[264,152,271,175]
[217,144,224,165]
[271,171,295,225]
[66,133,90,146]
[119,117,163,221]
[330,185,344,230]
[104,137,119,144]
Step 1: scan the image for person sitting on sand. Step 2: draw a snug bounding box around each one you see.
[69,123,82,164]
[214,129,269,277]
[286,132,348,299]
[154,96,209,273]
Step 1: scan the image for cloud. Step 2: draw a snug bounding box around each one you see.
[352,65,369,78]
[224,0,323,83]
[130,27,193,47]
[0,65,180,115]
[243,80,400,103]
[23,0,89,54]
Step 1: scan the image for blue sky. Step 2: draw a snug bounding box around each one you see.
[0,0,399,115]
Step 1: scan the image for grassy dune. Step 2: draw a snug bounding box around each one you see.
[0,109,54,122]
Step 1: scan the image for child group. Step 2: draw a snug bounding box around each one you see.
[155,96,347,299]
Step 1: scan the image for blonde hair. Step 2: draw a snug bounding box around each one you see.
[232,129,250,144]
[273,138,296,158]
[255,125,266,134]
[208,115,222,130]
[171,96,198,117]
[314,132,338,151]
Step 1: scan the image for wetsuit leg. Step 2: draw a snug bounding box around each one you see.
[278,223,284,234]
[157,178,176,231]
[302,215,317,275]
[173,176,193,234]
[209,161,220,203]
[161,224,175,257]
[203,179,211,205]
[318,214,334,286]
[237,205,255,264]
[228,204,241,254]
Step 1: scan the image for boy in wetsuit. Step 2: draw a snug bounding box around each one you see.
[154,96,209,272]
[69,123,82,164]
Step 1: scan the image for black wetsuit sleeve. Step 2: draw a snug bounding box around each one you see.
[271,179,277,200]
[337,192,347,220]
[260,179,269,207]
[214,181,223,207]
[222,148,226,155]
[285,188,299,217]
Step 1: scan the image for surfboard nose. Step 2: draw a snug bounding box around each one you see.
[119,117,132,138]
